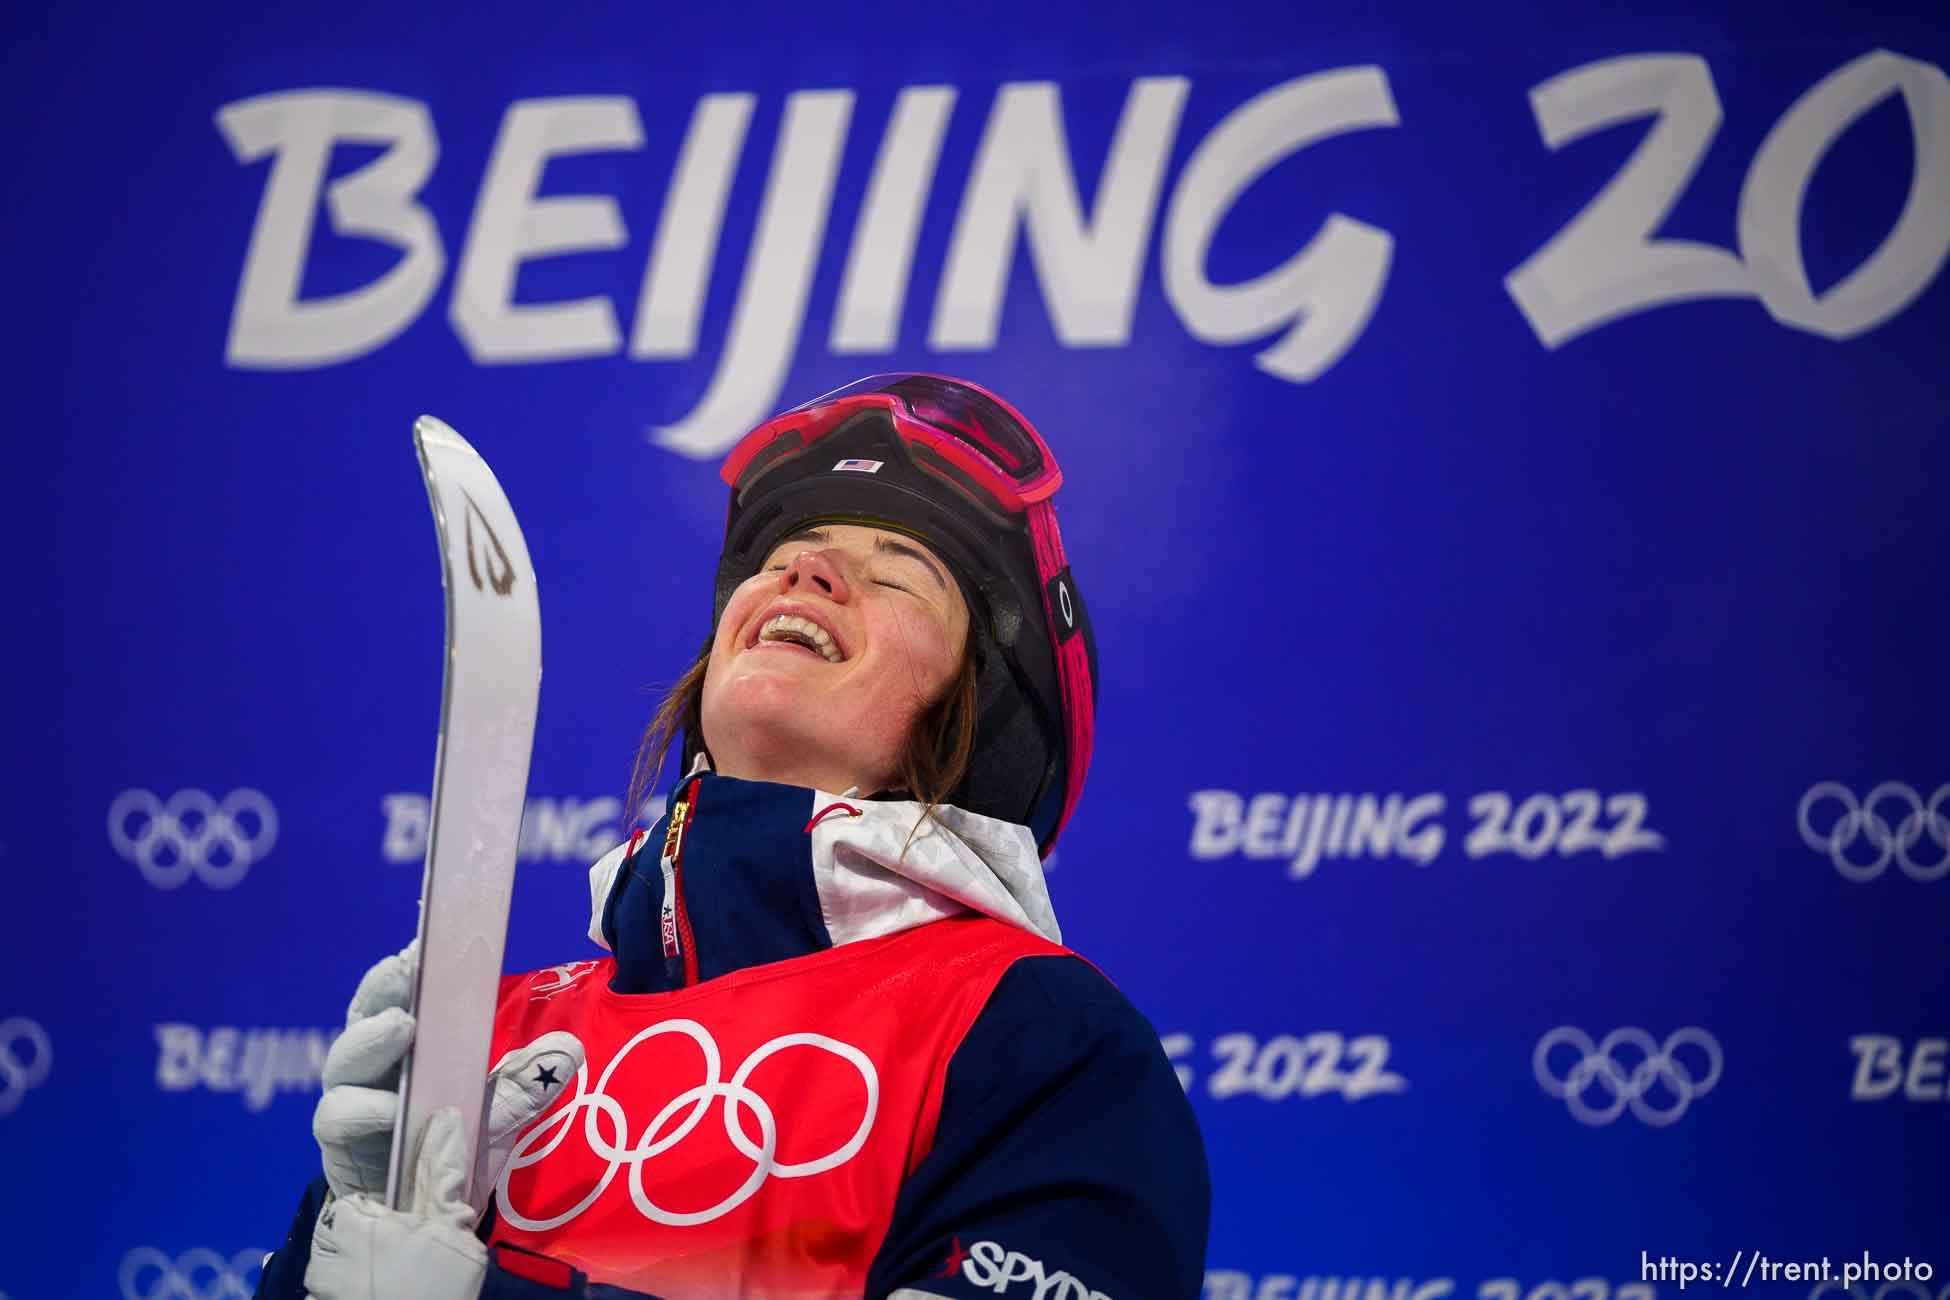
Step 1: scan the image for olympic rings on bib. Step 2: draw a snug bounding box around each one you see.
[497,1019,878,1230]
[107,789,278,889]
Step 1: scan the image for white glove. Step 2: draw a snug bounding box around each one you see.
[314,942,419,1201]
[305,1106,487,1300]
[314,941,586,1212]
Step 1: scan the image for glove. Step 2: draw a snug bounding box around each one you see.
[314,941,419,1201]
[305,1106,487,1300]
[314,941,586,1212]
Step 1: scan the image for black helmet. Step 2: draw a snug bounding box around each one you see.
[689,374,1098,854]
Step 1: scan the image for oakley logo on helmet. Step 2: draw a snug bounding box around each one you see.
[1046,570,1078,638]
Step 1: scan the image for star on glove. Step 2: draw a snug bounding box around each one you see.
[314,940,585,1214]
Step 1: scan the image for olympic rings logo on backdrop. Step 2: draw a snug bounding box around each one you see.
[117,1247,267,1300]
[0,1017,52,1116]
[1533,1027,1723,1127]
[1809,1284,1950,1300]
[107,789,278,889]
[496,1018,878,1230]
[1798,783,1950,883]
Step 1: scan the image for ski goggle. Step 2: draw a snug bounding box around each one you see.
[718,373,1064,513]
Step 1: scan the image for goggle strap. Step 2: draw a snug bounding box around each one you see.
[1027,505,1094,848]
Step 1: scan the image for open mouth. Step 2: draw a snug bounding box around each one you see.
[750,611,845,663]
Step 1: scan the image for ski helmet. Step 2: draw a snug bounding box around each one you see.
[690,373,1097,854]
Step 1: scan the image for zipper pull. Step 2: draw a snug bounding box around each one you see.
[657,778,703,987]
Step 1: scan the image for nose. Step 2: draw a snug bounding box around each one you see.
[780,545,850,601]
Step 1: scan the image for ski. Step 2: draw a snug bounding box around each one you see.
[387,415,543,1212]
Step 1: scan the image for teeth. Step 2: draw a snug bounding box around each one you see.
[759,614,842,662]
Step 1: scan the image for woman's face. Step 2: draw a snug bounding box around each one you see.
[700,523,971,794]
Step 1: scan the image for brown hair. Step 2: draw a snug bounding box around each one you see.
[622,640,980,851]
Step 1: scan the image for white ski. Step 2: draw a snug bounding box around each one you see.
[387,415,542,1212]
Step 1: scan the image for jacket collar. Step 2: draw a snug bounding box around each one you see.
[585,768,1060,995]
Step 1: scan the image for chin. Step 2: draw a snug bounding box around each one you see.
[704,681,871,786]
[710,658,818,720]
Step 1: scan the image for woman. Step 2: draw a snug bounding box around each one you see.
[257,375,1209,1300]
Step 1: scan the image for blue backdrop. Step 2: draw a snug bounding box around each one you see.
[5,2,1947,1297]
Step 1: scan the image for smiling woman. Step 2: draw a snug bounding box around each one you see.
[627,522,979,820]
[259,376,1210,1300]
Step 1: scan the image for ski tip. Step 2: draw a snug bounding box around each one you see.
[413,414,478,458]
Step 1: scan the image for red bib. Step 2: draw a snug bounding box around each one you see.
[488,916,1066,1298]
